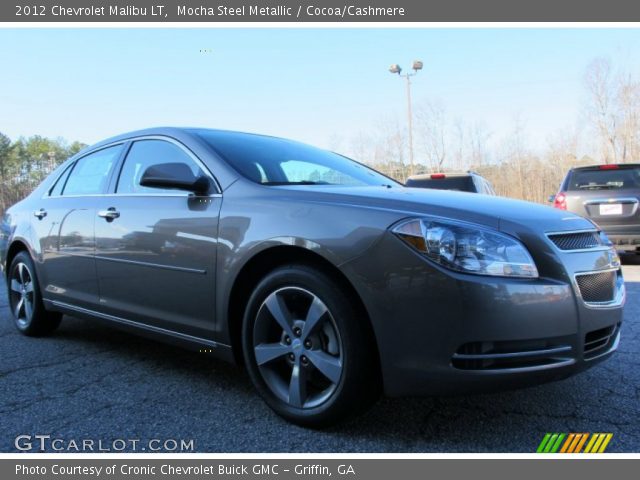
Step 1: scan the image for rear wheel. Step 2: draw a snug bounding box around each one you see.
[242,265,380,427]
[8,251,61,336]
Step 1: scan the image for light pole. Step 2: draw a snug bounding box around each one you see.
[389,60,423,177]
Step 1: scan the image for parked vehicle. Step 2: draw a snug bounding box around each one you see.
[406,171,496,195]
[552,164,640,255]
[1,128,624,426]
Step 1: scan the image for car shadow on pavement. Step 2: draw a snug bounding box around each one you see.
[52,316,250,387]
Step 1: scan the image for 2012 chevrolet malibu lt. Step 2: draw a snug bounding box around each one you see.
[1,128,625,426]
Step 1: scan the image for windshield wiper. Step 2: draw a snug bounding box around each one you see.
[578,184,616,190]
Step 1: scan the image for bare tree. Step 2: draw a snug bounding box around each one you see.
[584,58,618,163]
[373,118,409,181]
[348,131,374,165]
[583,57,640,164]
[416,101,448,172]
[452,118,466,171]
[508,114,528,199]
[468,121,492,168]
[616,73,640,161]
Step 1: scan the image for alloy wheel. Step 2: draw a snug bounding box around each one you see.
[253,287,343,409]
[9,262,35,328]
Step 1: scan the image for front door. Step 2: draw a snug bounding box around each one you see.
[94,139,221,339]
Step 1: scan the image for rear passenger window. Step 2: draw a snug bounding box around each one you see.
[49,164,73,197]
[63,145,122,196]
[116,140,205,195]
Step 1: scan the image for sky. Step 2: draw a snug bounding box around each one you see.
[2,28,640,156]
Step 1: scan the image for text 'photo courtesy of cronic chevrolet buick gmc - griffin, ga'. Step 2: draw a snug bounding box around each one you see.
[0,128,626,427]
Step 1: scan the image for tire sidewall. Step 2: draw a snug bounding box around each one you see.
[9,252,44,334]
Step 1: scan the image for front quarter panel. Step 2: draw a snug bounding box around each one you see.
[214,182,407,343]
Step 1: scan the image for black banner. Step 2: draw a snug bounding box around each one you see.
[4,458,640,480]
[4,0,640,22]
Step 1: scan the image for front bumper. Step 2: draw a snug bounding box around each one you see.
[342,231,625,397]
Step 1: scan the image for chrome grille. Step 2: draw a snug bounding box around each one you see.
[576,270,616,303]
[548,231,601,251]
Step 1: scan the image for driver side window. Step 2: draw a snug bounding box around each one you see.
[117,139,205,195]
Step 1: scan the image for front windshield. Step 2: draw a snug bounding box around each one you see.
[193,130,399,187]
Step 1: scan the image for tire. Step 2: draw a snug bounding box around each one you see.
[242,264,380,427]
[7,251,62,336]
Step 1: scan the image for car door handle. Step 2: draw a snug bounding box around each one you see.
[98,208,120,221]
[33,209,47,220]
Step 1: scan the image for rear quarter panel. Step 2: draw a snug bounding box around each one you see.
[1,160,71,274]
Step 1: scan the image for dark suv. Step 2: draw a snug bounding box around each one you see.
[553,164,640,254]
[406,171,496,195]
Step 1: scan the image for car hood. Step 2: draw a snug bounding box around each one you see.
[277,185,596,234]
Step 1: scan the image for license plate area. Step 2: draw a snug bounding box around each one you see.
[599,203,623,215]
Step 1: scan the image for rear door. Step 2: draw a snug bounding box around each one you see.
[32,144,124,310]
[564,165,640,231]
[94,138,222,339]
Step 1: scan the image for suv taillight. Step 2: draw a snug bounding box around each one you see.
[554,192,567,210]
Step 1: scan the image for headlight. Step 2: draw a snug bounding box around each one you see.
[392,218,539,278]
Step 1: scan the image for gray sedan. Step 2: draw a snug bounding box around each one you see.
[0,128,625,427]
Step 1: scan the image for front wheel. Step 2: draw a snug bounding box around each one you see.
[8,251,61,336]
[242,265,380,427]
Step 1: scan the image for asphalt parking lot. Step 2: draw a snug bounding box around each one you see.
[0,265,638,453]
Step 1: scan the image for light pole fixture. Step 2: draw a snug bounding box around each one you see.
[389,60,423,176]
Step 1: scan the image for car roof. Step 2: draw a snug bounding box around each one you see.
[85,127,281,150]
[572,163,640,171]
[71,127,282,191]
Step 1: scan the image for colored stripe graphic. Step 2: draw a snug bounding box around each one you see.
[584,433,599,453]
[537,433,552,453]
[537,433,566,453]
[550,433,566,453]
[591,434,606,453]
[597,434,613,453]
[574,433,589,453]
[544,433,559,453]
[537,433,612,453]
[560,433,575,453]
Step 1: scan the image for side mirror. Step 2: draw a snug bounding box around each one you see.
[140,163,210,194]
[548,194,556,203]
